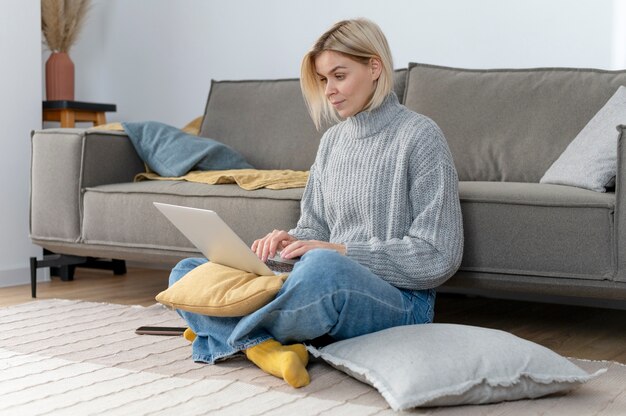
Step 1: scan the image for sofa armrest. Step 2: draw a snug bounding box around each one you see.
[30,128,144,243]
[615,125,626,282]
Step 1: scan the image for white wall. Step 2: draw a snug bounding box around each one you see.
[0,0,46,287]
[63,0,624,127]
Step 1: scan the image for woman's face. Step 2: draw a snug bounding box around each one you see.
[314,50,381,118]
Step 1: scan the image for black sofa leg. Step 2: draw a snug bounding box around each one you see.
[30,257,37,298]
[29,251,127,298]
[112,259,127,275]
[58,264,76,281]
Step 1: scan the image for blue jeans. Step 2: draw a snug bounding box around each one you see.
[169,249,436,363]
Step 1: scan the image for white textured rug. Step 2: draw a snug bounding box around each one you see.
[0,299,624,416]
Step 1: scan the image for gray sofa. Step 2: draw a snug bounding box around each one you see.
[30,63,626,306]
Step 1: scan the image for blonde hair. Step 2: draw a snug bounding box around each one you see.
[301,18,394,130]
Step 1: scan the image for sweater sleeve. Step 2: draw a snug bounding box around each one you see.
[288,162,330,241]
[344,155,464,291]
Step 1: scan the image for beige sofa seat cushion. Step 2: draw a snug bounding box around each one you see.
[82,180,615,280]
[81,181,304,251]
[459,181,615,280]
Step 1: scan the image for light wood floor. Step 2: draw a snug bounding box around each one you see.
[2,267,625,364]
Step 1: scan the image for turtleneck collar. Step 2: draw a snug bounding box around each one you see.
[344,92,402,139]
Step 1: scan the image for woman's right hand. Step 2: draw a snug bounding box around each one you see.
[251,230,298,262]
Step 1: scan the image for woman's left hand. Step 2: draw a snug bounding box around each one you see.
[280,240,346,259]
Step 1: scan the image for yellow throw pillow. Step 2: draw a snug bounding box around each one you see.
[181,116,203,135]
[88,122,125,131]
[155,261,288,317]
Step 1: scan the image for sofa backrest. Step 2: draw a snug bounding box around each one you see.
[404,63,626,182]
[199,70,408,171]
[199,78,320,171]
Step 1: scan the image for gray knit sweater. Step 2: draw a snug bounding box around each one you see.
[289,92,463,290]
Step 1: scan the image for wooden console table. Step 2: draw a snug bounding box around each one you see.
[43,100,117,128]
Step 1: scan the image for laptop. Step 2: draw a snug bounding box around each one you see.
[153,202,297,275]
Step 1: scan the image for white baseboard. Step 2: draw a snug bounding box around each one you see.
[0,266,50,288]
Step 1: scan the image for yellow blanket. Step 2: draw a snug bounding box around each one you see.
[92,121,308,190]
[135,169,309,190]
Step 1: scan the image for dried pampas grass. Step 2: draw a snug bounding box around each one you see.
[42,0,91,52]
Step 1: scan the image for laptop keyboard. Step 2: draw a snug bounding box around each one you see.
[265,259,294,274]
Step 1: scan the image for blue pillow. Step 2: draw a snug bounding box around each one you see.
[122,121,253,177]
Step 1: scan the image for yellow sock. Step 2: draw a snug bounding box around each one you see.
[245,339,310,388]
[183,327,196,342]
[283,343,309,367]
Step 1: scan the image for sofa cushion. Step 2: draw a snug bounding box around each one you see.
[81,181,304,251]
[404,63,626,183]
[308,324,603,410]
[459,182,615,280]
[199,79,322,171]
[199,71,408,172]
[156,261,288,317]
[540,86,626,192]
[83,180,614,280]
[122,121,253,176]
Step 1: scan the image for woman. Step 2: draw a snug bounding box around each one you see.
[169,18,463,388]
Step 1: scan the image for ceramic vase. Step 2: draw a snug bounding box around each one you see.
[45,52,75,101]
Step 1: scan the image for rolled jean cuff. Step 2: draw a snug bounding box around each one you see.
[192,334,273,364]
[192,350,244,364]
